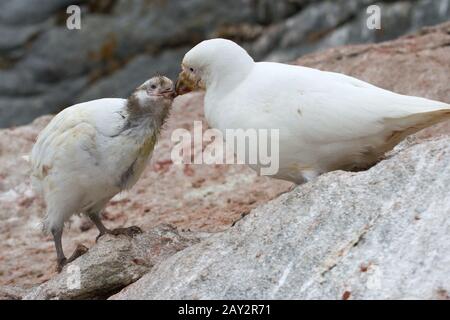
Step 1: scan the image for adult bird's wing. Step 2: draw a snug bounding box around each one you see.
[290,71,450,145]
[246,63,449,143]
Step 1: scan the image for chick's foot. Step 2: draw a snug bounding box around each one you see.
[56,258,67,273]
[110,226,143,237]
[95,226,143,242]
[56,244,89,272]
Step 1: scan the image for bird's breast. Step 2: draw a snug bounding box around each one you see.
[111,129,158,190]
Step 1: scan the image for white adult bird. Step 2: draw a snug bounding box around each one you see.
[30,76,175,271]
[176,38,450,184]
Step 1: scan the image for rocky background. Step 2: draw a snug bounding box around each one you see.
[1,0,449,127]
[0,1,449,300]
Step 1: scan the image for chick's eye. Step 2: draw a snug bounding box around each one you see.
[189,67,194,72]
[150,84,157,89]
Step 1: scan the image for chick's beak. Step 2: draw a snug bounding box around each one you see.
[161,88,176,99]
[175,70,202,95]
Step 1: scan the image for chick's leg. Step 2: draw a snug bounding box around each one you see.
[51,227,66,272]
[89,212,142,241]
[89,212,111,241]
[51,227,88,272]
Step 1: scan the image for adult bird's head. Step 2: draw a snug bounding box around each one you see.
[176,38,254,95]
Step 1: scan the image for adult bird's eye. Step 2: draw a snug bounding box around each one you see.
[189,67,194,72]
[150,84,157,89]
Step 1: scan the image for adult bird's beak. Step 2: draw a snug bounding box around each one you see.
[175,69,204,95]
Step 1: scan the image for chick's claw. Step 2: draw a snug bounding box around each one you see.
[56,258,67,273]
[110,226,143,238]
[56,244,89,273]
[67,244,89,262]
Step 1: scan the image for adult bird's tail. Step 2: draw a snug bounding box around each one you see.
[382,96,450,151]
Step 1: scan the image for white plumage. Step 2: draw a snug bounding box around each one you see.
[177,39,450,183]
[31,98,131,230]
[30,76,174,270]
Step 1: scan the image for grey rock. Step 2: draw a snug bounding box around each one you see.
[19,16,127,80]
[0,285,29,300]
[0,0,75,26]
[293,21,450,104]
[255,0,450,62]
[250,0,374,61]
[76,49,186,102]
[412,0,450,30]
[22,0,264,81]
[0,76,88,127]
[112,0,256,48]
[0,23,47,54]
[247,0,302,25]
[111,135,450,300]
[0,0,272,127]
[24,225,200,300]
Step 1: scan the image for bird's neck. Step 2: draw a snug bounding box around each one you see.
[203,60,254,124]
[205,59,254,94]
[125,96,171,139]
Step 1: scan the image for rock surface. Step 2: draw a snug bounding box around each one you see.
[1,0,449,127]
[255,0,450,62]
[0,285,28,300]
[295,22,450,107]
[111,134,450,300]
[24,225,200,300]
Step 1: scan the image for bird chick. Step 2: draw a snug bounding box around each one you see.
[176,38,450,184]
[30,76,175,272]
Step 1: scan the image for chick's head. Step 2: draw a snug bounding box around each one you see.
[134,76,176,105]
